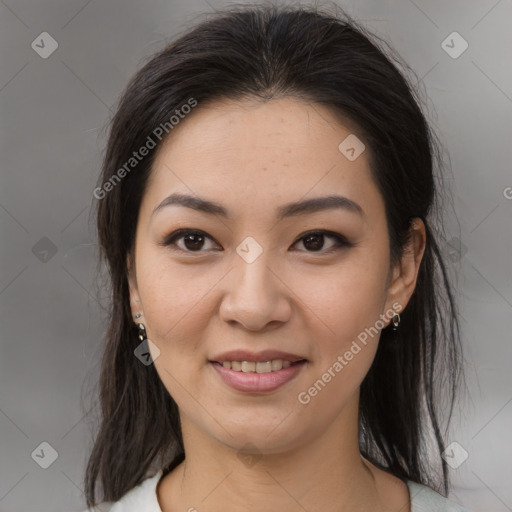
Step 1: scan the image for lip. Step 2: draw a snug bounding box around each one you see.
[209,349,305,364]
[210,359,307,393]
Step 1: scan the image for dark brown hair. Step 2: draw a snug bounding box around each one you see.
[84,3,465,507]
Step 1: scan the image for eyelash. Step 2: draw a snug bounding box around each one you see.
[159,229,354,255]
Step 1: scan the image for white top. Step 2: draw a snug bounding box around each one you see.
[86,470,470,512]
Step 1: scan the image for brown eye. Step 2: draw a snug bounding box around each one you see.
[292,230,352,254]
[160,229,219,252]
[301,232,327,251]
[181,232,206,251]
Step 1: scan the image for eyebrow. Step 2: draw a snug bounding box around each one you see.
[151,192,365,221]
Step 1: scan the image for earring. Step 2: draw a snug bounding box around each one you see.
[134,313,142,320]
[392,311,401,331]
[137,322,147,341]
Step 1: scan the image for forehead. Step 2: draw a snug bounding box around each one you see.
[142,97,383,222]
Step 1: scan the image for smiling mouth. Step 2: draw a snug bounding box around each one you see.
[211,359,307,373]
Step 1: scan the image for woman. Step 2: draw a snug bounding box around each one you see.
[85,4,469,511]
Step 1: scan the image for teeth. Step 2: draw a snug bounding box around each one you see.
[256,361,271,373]
[271,359,282,371]
[220,359,299,373]
[241,361,256,373]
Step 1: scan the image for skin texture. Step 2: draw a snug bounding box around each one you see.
[127,97,426,512]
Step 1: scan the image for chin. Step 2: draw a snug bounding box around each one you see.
[201,413,312,455]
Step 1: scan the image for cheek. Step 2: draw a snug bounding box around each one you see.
[293,258,389,343]
[289,258,389,411]
[137,260,215,406]
[138,244,389,351]
[136,256,217,347]
[293,272,386,415]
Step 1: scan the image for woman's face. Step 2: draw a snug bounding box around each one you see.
[128,97,415,454]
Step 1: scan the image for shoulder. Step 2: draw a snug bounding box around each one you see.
[407,480,470,512]
[82,470,164,512]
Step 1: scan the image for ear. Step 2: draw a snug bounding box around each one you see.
[127,252,143,320]
[384,218,427,321]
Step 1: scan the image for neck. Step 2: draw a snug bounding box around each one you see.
[157,395,396,512]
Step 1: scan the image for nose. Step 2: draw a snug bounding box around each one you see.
[219,251,292,331]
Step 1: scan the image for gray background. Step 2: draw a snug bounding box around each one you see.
[1,0,511,510]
